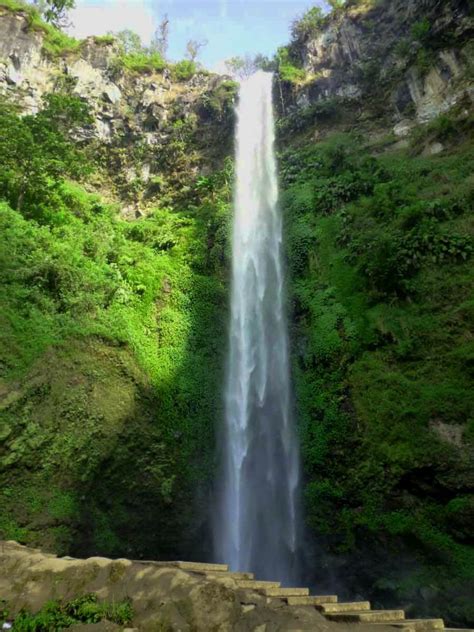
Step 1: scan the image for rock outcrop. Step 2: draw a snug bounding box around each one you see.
[279,0,473,131]
[0,7,229,137]
[0,6,236,216]
[0,540,376,631]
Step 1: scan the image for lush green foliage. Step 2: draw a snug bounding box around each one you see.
[171,59,198,81]
[281,130,474,625]
[0,594,133,630]
[113,49,166,73]
[291,6,326,40]
[0,96,231,559]
[0,94,92,221]
[110,31,201,78]
[40,0,75,28]
[276,46,306,84]
[106,29,167,73]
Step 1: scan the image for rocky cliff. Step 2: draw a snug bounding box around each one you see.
[0,5,236,217]
[278,0,473,141]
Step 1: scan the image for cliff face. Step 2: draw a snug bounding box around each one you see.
[0,6,236,217]
[279,0,473,134]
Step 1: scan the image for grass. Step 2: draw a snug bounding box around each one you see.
[1,594,133,630]
[114,50,166,74]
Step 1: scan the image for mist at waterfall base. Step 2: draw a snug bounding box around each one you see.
[213,71,301,584]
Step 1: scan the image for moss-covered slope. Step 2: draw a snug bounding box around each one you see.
[0,92,232,561]
[280,117,474,625]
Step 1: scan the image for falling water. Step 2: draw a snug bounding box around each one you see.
[215,72,300,583]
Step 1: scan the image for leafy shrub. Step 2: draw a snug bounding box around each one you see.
[394,38,411,59]
[411,18,431,44]
[287,215,316,276]
[41,26,81,58]
[410,109,472,148]
[114,50,166,73]
[171,60,197,81]
[291,6,326,40]
[9,594,133,630]
[92,34,116,46]
[276,46,306,84]
[198,80,238,121]
[0,94,92,222]
[279,64,306,83]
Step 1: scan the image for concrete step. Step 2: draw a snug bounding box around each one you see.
[286,595,338,606]
[319,601,371,613]
[236,580,281,589]
[326,610,406,623]
[134,561,229,572]
[205,571,255,580]
[264,587,310,598]
[369,620,445,632]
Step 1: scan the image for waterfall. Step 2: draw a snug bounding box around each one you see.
[215,71,301,584]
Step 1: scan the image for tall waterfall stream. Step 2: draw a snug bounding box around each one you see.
[215,72,301,583]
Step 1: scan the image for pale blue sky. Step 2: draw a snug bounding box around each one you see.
[68,0,328,70]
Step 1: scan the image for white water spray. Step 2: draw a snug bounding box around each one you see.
[215,72,301,583]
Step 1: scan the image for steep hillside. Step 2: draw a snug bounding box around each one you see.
[0,3,235,562]
[276,0,474,626]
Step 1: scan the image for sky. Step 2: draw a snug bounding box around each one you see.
[68,0,328,71]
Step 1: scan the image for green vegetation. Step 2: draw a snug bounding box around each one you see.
[276,46,306,84]
[0,94,92,220]
[40,0,75,28]
[0,0,81,57]
[113,49,166,73]
[91,34,116,46]
[280,126,474,625]
[109,29,202,78]
[0,92,231,558]
[0,594,133,630]
[171,59,198,81]
[110,29,167,73]
[291,6,326,40]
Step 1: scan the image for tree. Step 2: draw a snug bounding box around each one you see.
[291,6,324,40]
[327,0,346,9]
[224,54,273,79]
[150,14,170,59]
[0,94,91,219]
[34,0,75,28]
[114,29,143,54]
[185,38,208,63]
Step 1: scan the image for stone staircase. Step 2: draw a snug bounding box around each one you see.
[148,561,471,632]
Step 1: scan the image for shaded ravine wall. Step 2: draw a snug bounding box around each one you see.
[274,0,473,626]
